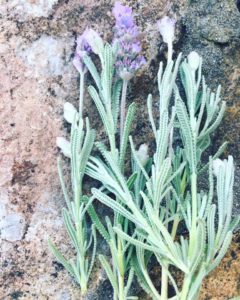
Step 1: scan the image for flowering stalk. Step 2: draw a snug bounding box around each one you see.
[73,29,92,119]
[81,24,138,299]
[120,78,128,144]
[49,29,97,297]
[79,71,85,120]
[113,2,145,143]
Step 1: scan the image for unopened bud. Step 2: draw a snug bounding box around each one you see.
[56,137,71,158]
[84,29,104,56]
[157,16,176,45]
[188,51,200,71]
[136,144,149,166]
[63,102,78,124]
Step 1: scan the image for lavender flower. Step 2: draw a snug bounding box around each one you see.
[112,2,146,79]
[113,2,133,27]
[73,29,92,73]
[83,29,104,57]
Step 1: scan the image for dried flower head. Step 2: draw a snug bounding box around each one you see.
[113,2,146,80]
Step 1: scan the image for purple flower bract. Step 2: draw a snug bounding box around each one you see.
[113,2,146,79]
[73,29,92,73]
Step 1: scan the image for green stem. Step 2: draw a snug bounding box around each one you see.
[189,172,197,257]
[167,42,173,64]
[180,275,191,300]
[118,272,125,300]
[109,133,117,159]
[161,267,168,300]
[120,79,128,146]
[171,216,180,240]
[117,238,125,300]
[160,213,180,300]
[191,173,197,227]
[80,280,88,296]
[79,71,85,120]
[76,221,88,294]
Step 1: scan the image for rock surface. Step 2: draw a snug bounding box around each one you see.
[2,0,59,19]
[0,213,25,242]
[0,0,239,299]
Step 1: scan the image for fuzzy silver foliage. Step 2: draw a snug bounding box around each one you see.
[50,8,238,300]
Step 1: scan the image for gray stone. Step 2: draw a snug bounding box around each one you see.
[17,35,73,77]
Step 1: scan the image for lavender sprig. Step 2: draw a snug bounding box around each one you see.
[113,2,146,79]
[112,1,146,143]
[73,29,93,119]
[73,29,92,74]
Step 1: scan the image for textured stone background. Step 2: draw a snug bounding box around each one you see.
[0,0,239,299]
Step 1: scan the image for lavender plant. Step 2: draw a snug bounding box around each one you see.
[68,4,148,299]
[112,2,146,144]
[50,2,238,300]
[48,30,97,296]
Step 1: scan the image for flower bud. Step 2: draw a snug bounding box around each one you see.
[84,29,104,56]
[188,51,200,71]
[157,16,176,45]
[119,70,134,81]
[136,144,149,166]
[56,137,71,158]
[73,56,84,73]
[63,102,78,124]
